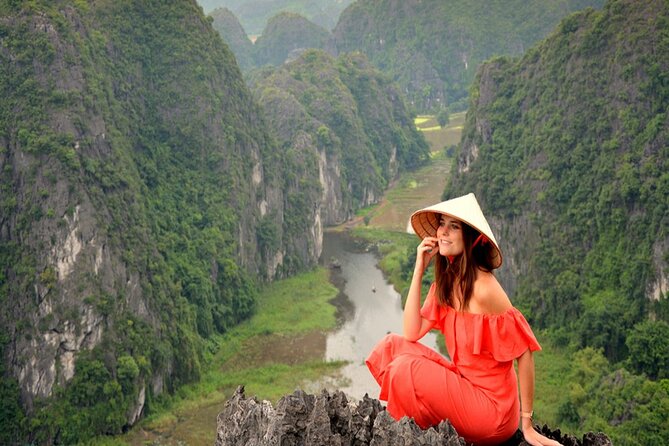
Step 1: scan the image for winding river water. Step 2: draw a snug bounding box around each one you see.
[315,230,439,400]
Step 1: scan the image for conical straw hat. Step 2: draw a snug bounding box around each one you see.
[409,193,502,268]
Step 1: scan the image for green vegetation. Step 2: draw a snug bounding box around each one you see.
[111,267,341,446]
[0,0,278,443]
[209,7,255,71]
[251,49,430,218]
[0,336,24,446]
[436,109,450,127]
[444,0,669,442]
[333,0,605,112]
[254,12,331,67]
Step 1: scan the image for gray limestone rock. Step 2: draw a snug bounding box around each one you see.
[216,386,613,446]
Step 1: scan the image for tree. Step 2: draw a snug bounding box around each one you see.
[626,320,669,380]
[437,108,450,127]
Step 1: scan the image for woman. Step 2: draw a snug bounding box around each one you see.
[366,193,561,446]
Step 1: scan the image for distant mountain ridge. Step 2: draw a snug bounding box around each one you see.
[208,1,606,112]
[210,7,255,71]
[331,0,605,112]
[254,12,331,67]
[210,9,333,70]
[198,0,354,34]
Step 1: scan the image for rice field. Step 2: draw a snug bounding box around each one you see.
[364,112,465,231]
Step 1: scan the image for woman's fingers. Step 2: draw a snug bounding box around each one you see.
[415,238,437,270]
[422,237,438,251]
[524,428,564,446]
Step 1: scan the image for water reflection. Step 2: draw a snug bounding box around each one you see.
[318,231,439,399]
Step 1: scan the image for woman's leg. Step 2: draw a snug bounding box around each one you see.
[366,333,498,440]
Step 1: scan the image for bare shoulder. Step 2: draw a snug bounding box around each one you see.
[472,270,512,315]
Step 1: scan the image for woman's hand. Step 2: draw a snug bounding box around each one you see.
[415,237,439,272]
[404,237,437,340]
[522,424,563,446]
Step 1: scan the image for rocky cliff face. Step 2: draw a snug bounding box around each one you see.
[0,2,164,414]
[250,49,429,230]
[210,7,255,71]
[254,12,331,67]
[0,0,313,439]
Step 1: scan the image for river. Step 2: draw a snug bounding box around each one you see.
[313,230,439,400]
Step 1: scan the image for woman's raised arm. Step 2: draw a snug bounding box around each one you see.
[403,237,437,341]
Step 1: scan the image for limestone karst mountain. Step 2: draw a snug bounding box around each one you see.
[0,1,423,443]
[331,0,606,112]
[210,7,255,71]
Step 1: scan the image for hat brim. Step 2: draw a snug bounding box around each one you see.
[409,193,503,269]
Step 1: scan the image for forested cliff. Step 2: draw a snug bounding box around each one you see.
[332,0,605,112]
[210,9,333,71]
[447,0,668,442]
[0,0,423,443]
[0,1,277,442]
[250,49,429,227]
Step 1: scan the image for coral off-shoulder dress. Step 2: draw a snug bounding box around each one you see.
[366,283,541,445]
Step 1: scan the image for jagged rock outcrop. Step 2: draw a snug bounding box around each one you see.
[216,387,613,446]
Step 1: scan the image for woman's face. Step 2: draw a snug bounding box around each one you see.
[436,216,464,257]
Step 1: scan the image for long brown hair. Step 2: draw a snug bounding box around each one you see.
[434,220,497,310]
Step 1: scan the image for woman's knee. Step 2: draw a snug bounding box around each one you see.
[383,332,404,345]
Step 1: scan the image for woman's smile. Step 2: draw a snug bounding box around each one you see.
[437,217,464,255]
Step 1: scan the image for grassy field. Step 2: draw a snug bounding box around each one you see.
[97,268,343,446]
[362,112,464,232]
[415,112,464,152]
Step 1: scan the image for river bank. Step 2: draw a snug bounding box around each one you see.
[111,269,344,446]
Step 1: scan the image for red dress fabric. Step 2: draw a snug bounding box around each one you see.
[366,283,541,445]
